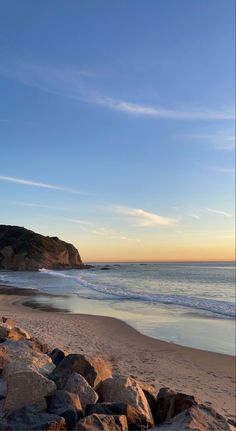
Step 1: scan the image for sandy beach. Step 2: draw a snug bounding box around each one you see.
[0,286,235,425]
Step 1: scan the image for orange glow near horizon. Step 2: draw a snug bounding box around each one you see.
[79,238,235,263]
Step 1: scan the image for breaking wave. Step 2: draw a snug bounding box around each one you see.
[39,269,235,318]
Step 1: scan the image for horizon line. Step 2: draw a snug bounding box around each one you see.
[84,259,235,263]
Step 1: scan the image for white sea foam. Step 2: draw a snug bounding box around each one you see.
[39,268,235,318]
[0,274,8,283]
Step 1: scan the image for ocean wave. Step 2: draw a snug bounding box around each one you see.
[39,268,236,318]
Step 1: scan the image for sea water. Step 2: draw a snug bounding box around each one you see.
[1,262,235,355]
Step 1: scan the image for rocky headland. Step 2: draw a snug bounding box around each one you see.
[0,225,89,271]
[0,318,234,431]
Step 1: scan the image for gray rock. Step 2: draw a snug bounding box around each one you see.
[0,340,56,411]
[64,372,98,410]
[31,337,50,354]
[50,353,111,389]
[49,348,65,366]
[96,376,154,429]
[150,404,231,430]
[48,390,83,430]
[0,406,66,430]
[76,413,128,430]
[0,325,8,338]
[1,339,55,376]
[3,367,56,412]
[85,402,150,431]
[0,378,7,400]
[155,387,199,424]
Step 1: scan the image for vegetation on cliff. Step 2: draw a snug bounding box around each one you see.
[0,225,85,271]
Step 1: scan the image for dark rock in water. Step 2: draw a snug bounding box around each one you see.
[50,353,112,389]
[49,348,65,366]
[76,413,128,430]
[64,372,98,410]
[100,266,111,270]
[155,387,199,424]
[0,337,7,344]
[0,224,88,270]
[0,406,66,430]
[150,404,231,430]
[48,389,83,429]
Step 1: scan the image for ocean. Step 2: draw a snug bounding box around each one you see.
[0,261,235,355]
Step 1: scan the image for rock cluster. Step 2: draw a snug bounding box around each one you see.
[0,318,233,430]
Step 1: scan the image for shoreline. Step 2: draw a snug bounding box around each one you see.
[1,284,234,356]
[0,285,235,423]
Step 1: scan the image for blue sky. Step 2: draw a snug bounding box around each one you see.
[0,0,235,261]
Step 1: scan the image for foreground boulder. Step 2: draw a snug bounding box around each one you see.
[64,372,98,410]
[85,402,152,430]
[155,387,199,423]
[0,340,56,411]
[0,321,233,431]
[96,376,154,429]
[76,413,128,430]
[150,404,231,430]
[0,406,66,430]
[48,390,83,429]
[31,337,51,354]
[50,354,112,389]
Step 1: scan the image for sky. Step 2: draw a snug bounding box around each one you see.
[0,0,235,262]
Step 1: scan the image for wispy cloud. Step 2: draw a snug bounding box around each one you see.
[205,208,233,218]
[90,226,141,242]
[208,166,235,174]
[189,214,200,220]
[186,128,235,150]
[0,175,88,195]
[98,99,235,121]
[58,217,93,226]
[114,206,178,227]
[0,200,82,212]
[0,56,234,121]
[198,164,235,174]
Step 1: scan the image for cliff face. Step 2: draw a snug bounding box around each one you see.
[0,225,85,271]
